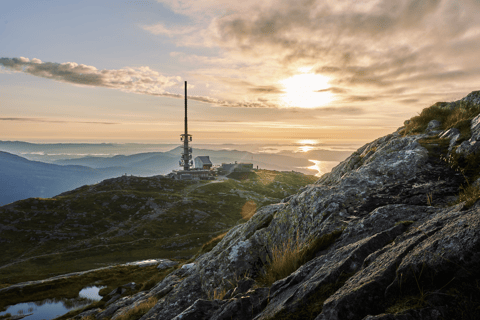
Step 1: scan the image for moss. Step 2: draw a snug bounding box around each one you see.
[394,220,414,227]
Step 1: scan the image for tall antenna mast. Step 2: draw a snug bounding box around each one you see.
[180,81,192,171]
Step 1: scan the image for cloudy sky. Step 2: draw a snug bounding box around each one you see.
[1,0,480,145]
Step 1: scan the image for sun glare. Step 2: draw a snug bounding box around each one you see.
[280,73,334,108]
[296,140,318,152]
[298,146,314,152]
[298,139,317,145]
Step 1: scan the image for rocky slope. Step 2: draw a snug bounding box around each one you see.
[70,92,480,319]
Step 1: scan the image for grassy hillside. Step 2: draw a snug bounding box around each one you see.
[0,170,316,286]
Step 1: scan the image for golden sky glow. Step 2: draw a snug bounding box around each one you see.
[2,0,480,144]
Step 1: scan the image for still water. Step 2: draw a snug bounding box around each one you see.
[306,160,339,177]
[0,286,104,320]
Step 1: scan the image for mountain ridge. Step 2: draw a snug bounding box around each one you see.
[0,147,318,205]
[66,90,480,320]
[0,169,317,290]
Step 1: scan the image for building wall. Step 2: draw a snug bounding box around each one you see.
[221,163,253,172]
[194,157,212,170]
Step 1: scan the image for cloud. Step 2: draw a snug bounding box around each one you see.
[0,57,181,96]
[342,95,376,103]
[248,85,283,94]
[0,117,118,125]
[156,0,480,108]
[0,57,284,109]
[316,87,347,94]
[142,23,196,37]
[314,106,364,114]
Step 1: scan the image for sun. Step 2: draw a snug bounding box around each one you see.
[280,72,334,108]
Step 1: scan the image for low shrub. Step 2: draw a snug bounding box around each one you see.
[454,184,480,209]
[206,287,229,301]
[401,100,480,137]
[259,236,305,286]
[259,230,343,286]
[114,297,158,320]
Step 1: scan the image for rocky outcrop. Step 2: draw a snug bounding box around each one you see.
[87,92,480,320]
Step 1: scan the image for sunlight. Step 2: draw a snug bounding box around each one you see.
[297,139,317,152]
[280,72,334,108]
[298,145,314,152]
[307,160,323,177]
[298,139,317,145]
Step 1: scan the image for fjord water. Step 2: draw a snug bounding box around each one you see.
[0,286,104,320]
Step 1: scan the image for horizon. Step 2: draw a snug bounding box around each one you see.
[2,1,480,144]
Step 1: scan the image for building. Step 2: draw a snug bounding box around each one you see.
[168,169,213,180]
[195,156,213,170]
[221,161,253,173]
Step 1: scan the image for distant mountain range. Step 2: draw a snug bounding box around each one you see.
[0,145,320,205]
[0,151,128,205]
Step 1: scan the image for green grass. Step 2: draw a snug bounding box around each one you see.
[401,99,480,138]
[0,263,177,312]
[0,171,316,287]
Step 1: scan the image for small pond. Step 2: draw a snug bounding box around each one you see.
[0,286,105,320]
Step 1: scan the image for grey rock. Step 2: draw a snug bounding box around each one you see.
[470,113,480,141]
[157,259,179,270]
[96,292,146,319]
[439,127,460,151]
[106,293,122,306]
[229,278,255,298]
[122,282,136,290]
[426,120,441,132]
[211,288,270,320]
[73,308,102,320]
[454,113,480,156]
[172,299,227,320]
[455,139,480,156]
[461,90,480,106]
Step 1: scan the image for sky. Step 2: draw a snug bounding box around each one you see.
[2,0,480,146]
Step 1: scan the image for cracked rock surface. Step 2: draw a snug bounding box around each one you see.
[88,92,480,320]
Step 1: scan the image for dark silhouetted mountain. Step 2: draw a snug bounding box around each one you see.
[0,151,126,205]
